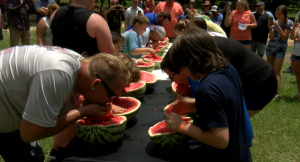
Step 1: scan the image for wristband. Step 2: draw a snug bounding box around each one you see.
[179,121,187,133]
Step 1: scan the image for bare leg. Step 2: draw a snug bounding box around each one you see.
[244,44,251,50]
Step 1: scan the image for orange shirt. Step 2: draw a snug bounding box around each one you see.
[230,10,252,41]
[147,0,155,11]
[153,2,183,37]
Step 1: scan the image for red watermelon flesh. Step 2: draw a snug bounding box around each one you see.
[77,111,123,126]
[140,71,156,82]
[162,37,168,42]
[143,54,162,61]
[125,82,145,91]
[152,117,192,134]
[136,62,154,66]
[165,103,187,116]
[158,42,168,47]
[112,97,139,113]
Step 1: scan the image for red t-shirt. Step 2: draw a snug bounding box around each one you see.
[153,2,183,37]
[230,10,252,41]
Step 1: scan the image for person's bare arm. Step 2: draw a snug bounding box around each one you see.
[246,13,257,29]
[103,7,113,18]
[274,21,291,41]
[36,18,46,45]
[130,47,155,55]
[294,24,300,42]
[224,10,232,27]
[20,104,111,142]
[87,14,115,54]
[124,17,129,31]
[290,23,299,40]
[36,7,47,16]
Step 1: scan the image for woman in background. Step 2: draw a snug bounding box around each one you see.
[36,4,60,45]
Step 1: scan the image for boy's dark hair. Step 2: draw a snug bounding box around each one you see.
[132,13,150,26]
[115,53,141,82]
[111,32,125,44]
[157,11,171,21]
[160,53,180,73]
[192,17,208,30]
[168,27,228,75]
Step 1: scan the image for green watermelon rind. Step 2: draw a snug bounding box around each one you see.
[140,71,157,90]
[114,97,141,121]
[142,57,162,69]
[148,117,193,149]
[137,62,155,73]
[171,82,178,99]
[75,116,127,145]
[122,81,146,99]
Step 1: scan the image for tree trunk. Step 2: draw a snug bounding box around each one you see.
[251,0,256,11]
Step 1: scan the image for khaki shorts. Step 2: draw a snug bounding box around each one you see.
[8,26,31,47]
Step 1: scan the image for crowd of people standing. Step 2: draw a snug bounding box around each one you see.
[0,0,299,161]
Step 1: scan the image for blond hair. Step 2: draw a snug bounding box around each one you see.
[237,0,249,11]
[174,19,191,32]
[47,4,60,17]
[115,53,141,82]
[132,13,150,26]
[84,54,131,86]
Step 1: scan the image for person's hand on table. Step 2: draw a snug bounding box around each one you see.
[112,104,127,114]
[136,58,144,63]
[164,111,184,132]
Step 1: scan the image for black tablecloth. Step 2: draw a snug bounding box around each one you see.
[59,80,203,162]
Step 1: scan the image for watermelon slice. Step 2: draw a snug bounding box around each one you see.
[158,42,169,47]
[155,46,165,52]
[140,71,157,90]
[75,112,127,145]
[164,103,187,116]
[142,54,162,69]
[148,117,193,149]
[171,82,191,98]
[136,62,155,72]
[162,37,169,42]
[122,81,146,99]
[112,97,141,121]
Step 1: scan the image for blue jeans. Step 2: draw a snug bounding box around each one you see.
[266,50,285,59]
[0,130,45,162]
[291,54,300,62]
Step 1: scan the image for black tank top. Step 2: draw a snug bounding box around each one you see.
[51,6,99,56]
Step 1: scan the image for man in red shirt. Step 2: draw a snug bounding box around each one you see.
[153,0,183,42]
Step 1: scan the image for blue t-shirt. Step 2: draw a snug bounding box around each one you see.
[212,13,223,26]
[123,31,142,59]
[34,0,56,24]
[188,76,253,147]
[194,64,251,161]
[126,13,157,31]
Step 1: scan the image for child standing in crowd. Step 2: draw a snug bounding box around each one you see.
[123,13,156,59]
[289,14,300,98]
[266,5,293,99]
[112,32,126,55]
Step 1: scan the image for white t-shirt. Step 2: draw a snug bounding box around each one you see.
[292,30,300,56]
[125,6,144,27]
[0,46,82,133]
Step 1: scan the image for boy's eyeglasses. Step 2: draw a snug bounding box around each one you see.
[95,74,117,99]
[169,72,178,80]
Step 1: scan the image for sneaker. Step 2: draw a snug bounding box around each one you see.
[283,67,294,73]
[273,93,280,99]
[291,93,300,99]
[48,149,59,160]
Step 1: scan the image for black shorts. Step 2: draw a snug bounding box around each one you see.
[243,70,277,111]
[0,130,45,162]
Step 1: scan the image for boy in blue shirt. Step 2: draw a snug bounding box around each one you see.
[123,13,156,59]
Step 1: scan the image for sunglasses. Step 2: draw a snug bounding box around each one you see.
[95,74,117,99]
